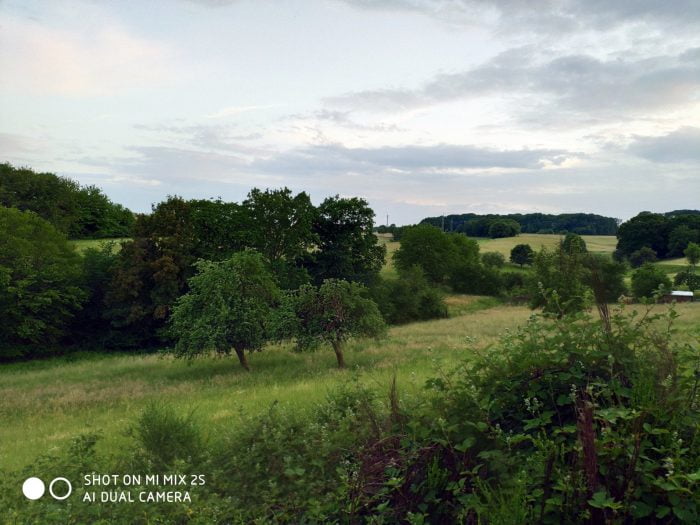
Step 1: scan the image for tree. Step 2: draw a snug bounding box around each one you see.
[310,196,385,285]
[487,219,520,238]
[394,226,478,284]
[510,244,534,267]
[583,254,627,303]
[168,251,280,371]
[631,263,671,299]
[0,208,85,358]
[243,188,316,267]
[629,246,658,268]
[667,225,699,257]
[616,212,671,258]
[685,242,700,267]
[285,279,385,368]
[527,247,590,315]
[561,233,587,254]
[481,251,506,268]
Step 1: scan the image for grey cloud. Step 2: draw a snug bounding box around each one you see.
[628,127,700,163]
[255,142,577,175]
[328,47,700,121]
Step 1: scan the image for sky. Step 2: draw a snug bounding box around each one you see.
[1,0,699,225]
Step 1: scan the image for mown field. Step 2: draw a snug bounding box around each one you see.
[2,298,699,473]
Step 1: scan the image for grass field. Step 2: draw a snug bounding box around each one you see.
[69,238,127,254]
[476,233,617,257]
[2,300,699,472]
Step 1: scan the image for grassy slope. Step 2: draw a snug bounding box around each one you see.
[69,238,127,254]
[476,233,617,257]
[0,303,533,471]
[2,300,699,472]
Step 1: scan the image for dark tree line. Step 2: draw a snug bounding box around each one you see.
[616,210,700,260]
[0,163,134,238]
[420,212,619,236]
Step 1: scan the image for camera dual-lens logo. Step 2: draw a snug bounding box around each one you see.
[22,477,72,501]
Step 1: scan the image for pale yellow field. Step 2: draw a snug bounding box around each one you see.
[476,233,617,257]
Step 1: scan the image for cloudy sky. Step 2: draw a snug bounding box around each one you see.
[1,0,699,224]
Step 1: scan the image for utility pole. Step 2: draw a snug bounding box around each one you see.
[386,214,389,227]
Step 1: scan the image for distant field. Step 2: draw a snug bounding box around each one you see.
[476,233,617,257]
[70,238,127,254]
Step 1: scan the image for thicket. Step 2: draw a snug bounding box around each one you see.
[4,300,697,523]
[0,163,134,238]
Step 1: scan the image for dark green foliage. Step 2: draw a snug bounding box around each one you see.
[631,263,672,299]
[310,196,386,285]
[425,211,619,235]
[528,247,590,314]
[629,246,658,268]
[668,225,699,257]
[393,225,479,284]
[481,251,505,268]
[168,251,280,370]
[686,242,700,267]
[561,232,587,254]
[0,163,133,238]
[487,218,521,238]
[0,208,85,359]
[243,187,316,266]
[371,266,448,324]
[450,261,503,295]
[617,211,700,259]
[282,279,386,368]
[583,254,628,303]
[673,268,700,291]
[510,243,534,266]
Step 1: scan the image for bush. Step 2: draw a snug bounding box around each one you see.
[449,261,503,296]
[372,266,448,324]
[631,263,672,299]
[481,251,505,268]
[629,246,658,268]
[673,268,700,291]
[132,403,204,469]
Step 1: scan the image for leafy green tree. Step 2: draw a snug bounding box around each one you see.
[510,243,534,267]
[449,261,502,295]
[528,247,590,314]
[394,226,478,284]
[284,279,385,368]
[616,212,670,258]
[487,218,520,238]
[583,254,627,303]
[631,263,671,299]
[481,251,505,268]
[629,246,658,268]
[311,196,385,285]
[667,225,699,257]
[561,232,587,254]
[169,251,280,371]
[0,208,85,358]
[370,266,448,324]
[243,188,316,266]
[685,242,700,267]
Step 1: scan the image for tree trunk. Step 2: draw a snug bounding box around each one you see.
[332,340,346,369]
[234,348,250,371]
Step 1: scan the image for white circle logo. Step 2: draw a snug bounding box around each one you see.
[49,477,72,500]
[22,477,45,500]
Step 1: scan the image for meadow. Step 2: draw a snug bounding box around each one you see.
[2,295,699,473]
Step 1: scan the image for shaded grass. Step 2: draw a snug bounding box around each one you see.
[69,238,127,254]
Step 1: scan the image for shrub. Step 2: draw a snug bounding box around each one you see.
[481,251,506,268]
[631,263,671,299]
[629,246,658,268]
[449,261,503,296]
[372,266,448,324]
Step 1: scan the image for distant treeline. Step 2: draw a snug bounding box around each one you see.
[616,210,700,259]
[420,212,620,236]
[0,163,134,238]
